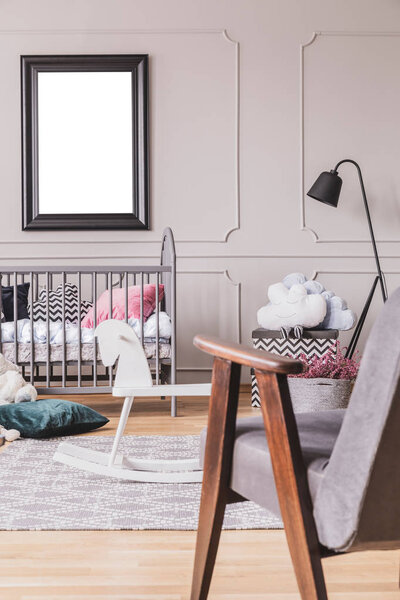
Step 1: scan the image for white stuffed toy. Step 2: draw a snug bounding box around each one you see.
[0,354,37,405]
[0,425,20,442]
[257,282,327,338]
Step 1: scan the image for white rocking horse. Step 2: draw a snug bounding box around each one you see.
[53,320,211,483]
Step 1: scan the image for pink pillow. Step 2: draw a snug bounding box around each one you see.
[81,284,164,328]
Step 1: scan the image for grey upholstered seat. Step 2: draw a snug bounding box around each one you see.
[200,286,400,555]
[200,410,345,517]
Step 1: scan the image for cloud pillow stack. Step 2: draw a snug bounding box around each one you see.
[257,272,356,331]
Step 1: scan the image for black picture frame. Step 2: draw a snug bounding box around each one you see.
[21,54,149,230]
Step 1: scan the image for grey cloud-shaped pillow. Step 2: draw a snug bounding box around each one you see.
[282,272,306,288]
[318,295,356,330]
[304,280,325,295]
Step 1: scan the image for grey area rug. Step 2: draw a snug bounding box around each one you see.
[0,435,283,531]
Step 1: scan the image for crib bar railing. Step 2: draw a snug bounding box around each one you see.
[140,271,144,348]
[62,272,66,388]
[108,271,113,386]
[155,271,160,384]
[108,272,112,322]
[77,272,82,388]
[170,250,177,416]
[20,276,25,379]
[0,266,171,274]
[0,275,3,349]
[13,273,18,365]
[46,271,50,388]
[124,271,128,324]
[29,272,34,384]
[93,272,97,388]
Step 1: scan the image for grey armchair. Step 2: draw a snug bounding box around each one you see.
[190,287,400,600]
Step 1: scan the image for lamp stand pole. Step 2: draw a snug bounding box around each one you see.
[333,160,387,358]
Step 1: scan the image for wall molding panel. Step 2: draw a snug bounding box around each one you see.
[313,269,400,277]
[300,30,400,244]
[0,252,398,261]
[176,269,242,371]
[0,28,240,245]
[177,269,242,342]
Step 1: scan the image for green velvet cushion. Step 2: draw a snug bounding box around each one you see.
[0,399,109,438]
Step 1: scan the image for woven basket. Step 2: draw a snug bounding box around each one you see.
[288,378,353,413]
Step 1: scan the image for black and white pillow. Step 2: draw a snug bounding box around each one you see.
[1,283,31,322]
[30,283,92,323]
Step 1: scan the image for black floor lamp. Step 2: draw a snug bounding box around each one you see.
[307,159,387,358]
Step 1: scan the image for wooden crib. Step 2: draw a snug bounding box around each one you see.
[0,228,178,415]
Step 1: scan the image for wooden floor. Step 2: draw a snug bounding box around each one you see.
[0,391,399,600]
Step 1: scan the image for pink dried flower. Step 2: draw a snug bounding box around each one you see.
[290,342,360,380]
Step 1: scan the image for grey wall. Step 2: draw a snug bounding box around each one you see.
[1,0,399,381]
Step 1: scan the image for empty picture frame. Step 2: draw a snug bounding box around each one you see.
[21,54,149,230]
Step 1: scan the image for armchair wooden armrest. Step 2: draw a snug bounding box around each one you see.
[194,334,304,374]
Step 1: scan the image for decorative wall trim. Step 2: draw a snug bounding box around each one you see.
[0,253,399,261]
[300,30,400,244]
[310,267,398,323]
[177,269,241,342]
[176,269,242,371]
[300,32,319,243]
[313,269,400,276]
[0,28,231,35]
[221,30,241,242]
[0,27,240,244]
[223,269,242,341]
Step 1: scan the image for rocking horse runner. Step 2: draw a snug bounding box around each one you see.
[54,320,211,483]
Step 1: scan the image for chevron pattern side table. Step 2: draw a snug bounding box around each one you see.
[251,328,339,407]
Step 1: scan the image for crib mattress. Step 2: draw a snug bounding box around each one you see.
[2,341,171,364]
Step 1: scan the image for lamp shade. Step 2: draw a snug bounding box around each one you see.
[307,170,342,207]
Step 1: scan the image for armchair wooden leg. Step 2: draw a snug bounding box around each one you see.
[190,358,241,600]
[256,371,328,600]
